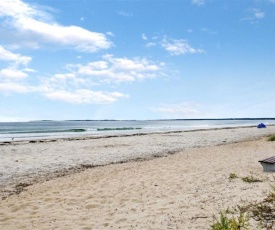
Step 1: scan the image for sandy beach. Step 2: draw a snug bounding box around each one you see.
[1,126,275,229]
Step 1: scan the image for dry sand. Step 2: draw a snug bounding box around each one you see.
[0,126,275,229]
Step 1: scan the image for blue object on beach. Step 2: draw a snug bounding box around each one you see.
[257,123,266,128]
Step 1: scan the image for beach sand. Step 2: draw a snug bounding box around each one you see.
[0,127,275,229]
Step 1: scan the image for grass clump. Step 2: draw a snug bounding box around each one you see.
[211,211,250,230]
[210,185,275,229]
[249,186,275,229]
[267,134,275,142]
[242,175,263,183]
[229,173,238,180]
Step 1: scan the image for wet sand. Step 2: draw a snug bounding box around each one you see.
[0,126,275,229]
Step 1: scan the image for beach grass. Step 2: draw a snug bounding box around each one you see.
[211,185,275,229]
[229,173,238,180]
[267,134,275,141]
[241,175,263,183]
[211,211,250,230]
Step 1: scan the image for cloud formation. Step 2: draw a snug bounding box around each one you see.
[241,8,265,23]
[191,0,205,6]
[142,33,147,40]
[30,54,165,104]
[0,45,34,81]
[118,11,133,17]
[0,82,32,93]
[251,8,265,19]
[67,54,165,83]
[0,1,126,105]
[0,68,28,79]
[160,38,204,56]
[44,89,126,104]
[0,53,164,104]
[0,45,31,65]
[0,0,112,52]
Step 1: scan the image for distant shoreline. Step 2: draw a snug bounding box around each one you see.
[1,124,275,145]
[1,117,275,123]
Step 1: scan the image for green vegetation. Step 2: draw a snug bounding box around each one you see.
[229,173,238,180]
[249,186,275,229]
[211,211,250,230]
[267,134,275,142]
[229,173,263,183]
[241,175,263,183]
[211,186,275,229]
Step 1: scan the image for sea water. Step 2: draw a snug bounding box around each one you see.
[0,119,275,142]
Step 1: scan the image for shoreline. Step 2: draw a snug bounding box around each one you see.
[1,125,275,200]
[1,124,275,146]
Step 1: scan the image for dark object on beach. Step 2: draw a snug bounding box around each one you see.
[257,123,266,128]
[259,156,275,172]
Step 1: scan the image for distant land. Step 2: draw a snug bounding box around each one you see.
[26,118,275,122]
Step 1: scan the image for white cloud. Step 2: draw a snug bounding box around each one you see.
[252,9,265,19]
[0,76,128,105]
[241,8,265,23]
[106,32,114,37]
[34,55,165,103]
[0,45,31,65]
[142,33,147,40]
[201,27,217,35]
[191,0,205,6]
[0,68,28,79]
[0,0,37,18]
[67,54,165,83]
[161,38,204,56]
[118,11,133,17]
[0,53,163,104]
[53,73,76,80]
[145,42,156,48]
[0,46,33,81]
[0,82,31,93]
[104,54,160,72]
[150,102,202,118]
[44,89,127,104]
[43,72,89,89]
[0,0,112,52]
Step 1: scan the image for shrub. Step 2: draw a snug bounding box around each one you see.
[249,187,275,229]
[267,135,275,141]
[229,173,238,180]
[210,185,275,229]
[211,211,250,230]
[242,175,262,183]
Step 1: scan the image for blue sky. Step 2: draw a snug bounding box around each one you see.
[0,0,275,121]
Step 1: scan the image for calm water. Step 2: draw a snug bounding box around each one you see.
[0,119,274,141]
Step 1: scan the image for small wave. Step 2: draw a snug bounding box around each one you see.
[97,127,142,131]
[69,129,86,132]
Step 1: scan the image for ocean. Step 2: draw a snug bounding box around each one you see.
[0,119,274,142]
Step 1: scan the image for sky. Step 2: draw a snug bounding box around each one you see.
[0,0,275,121]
